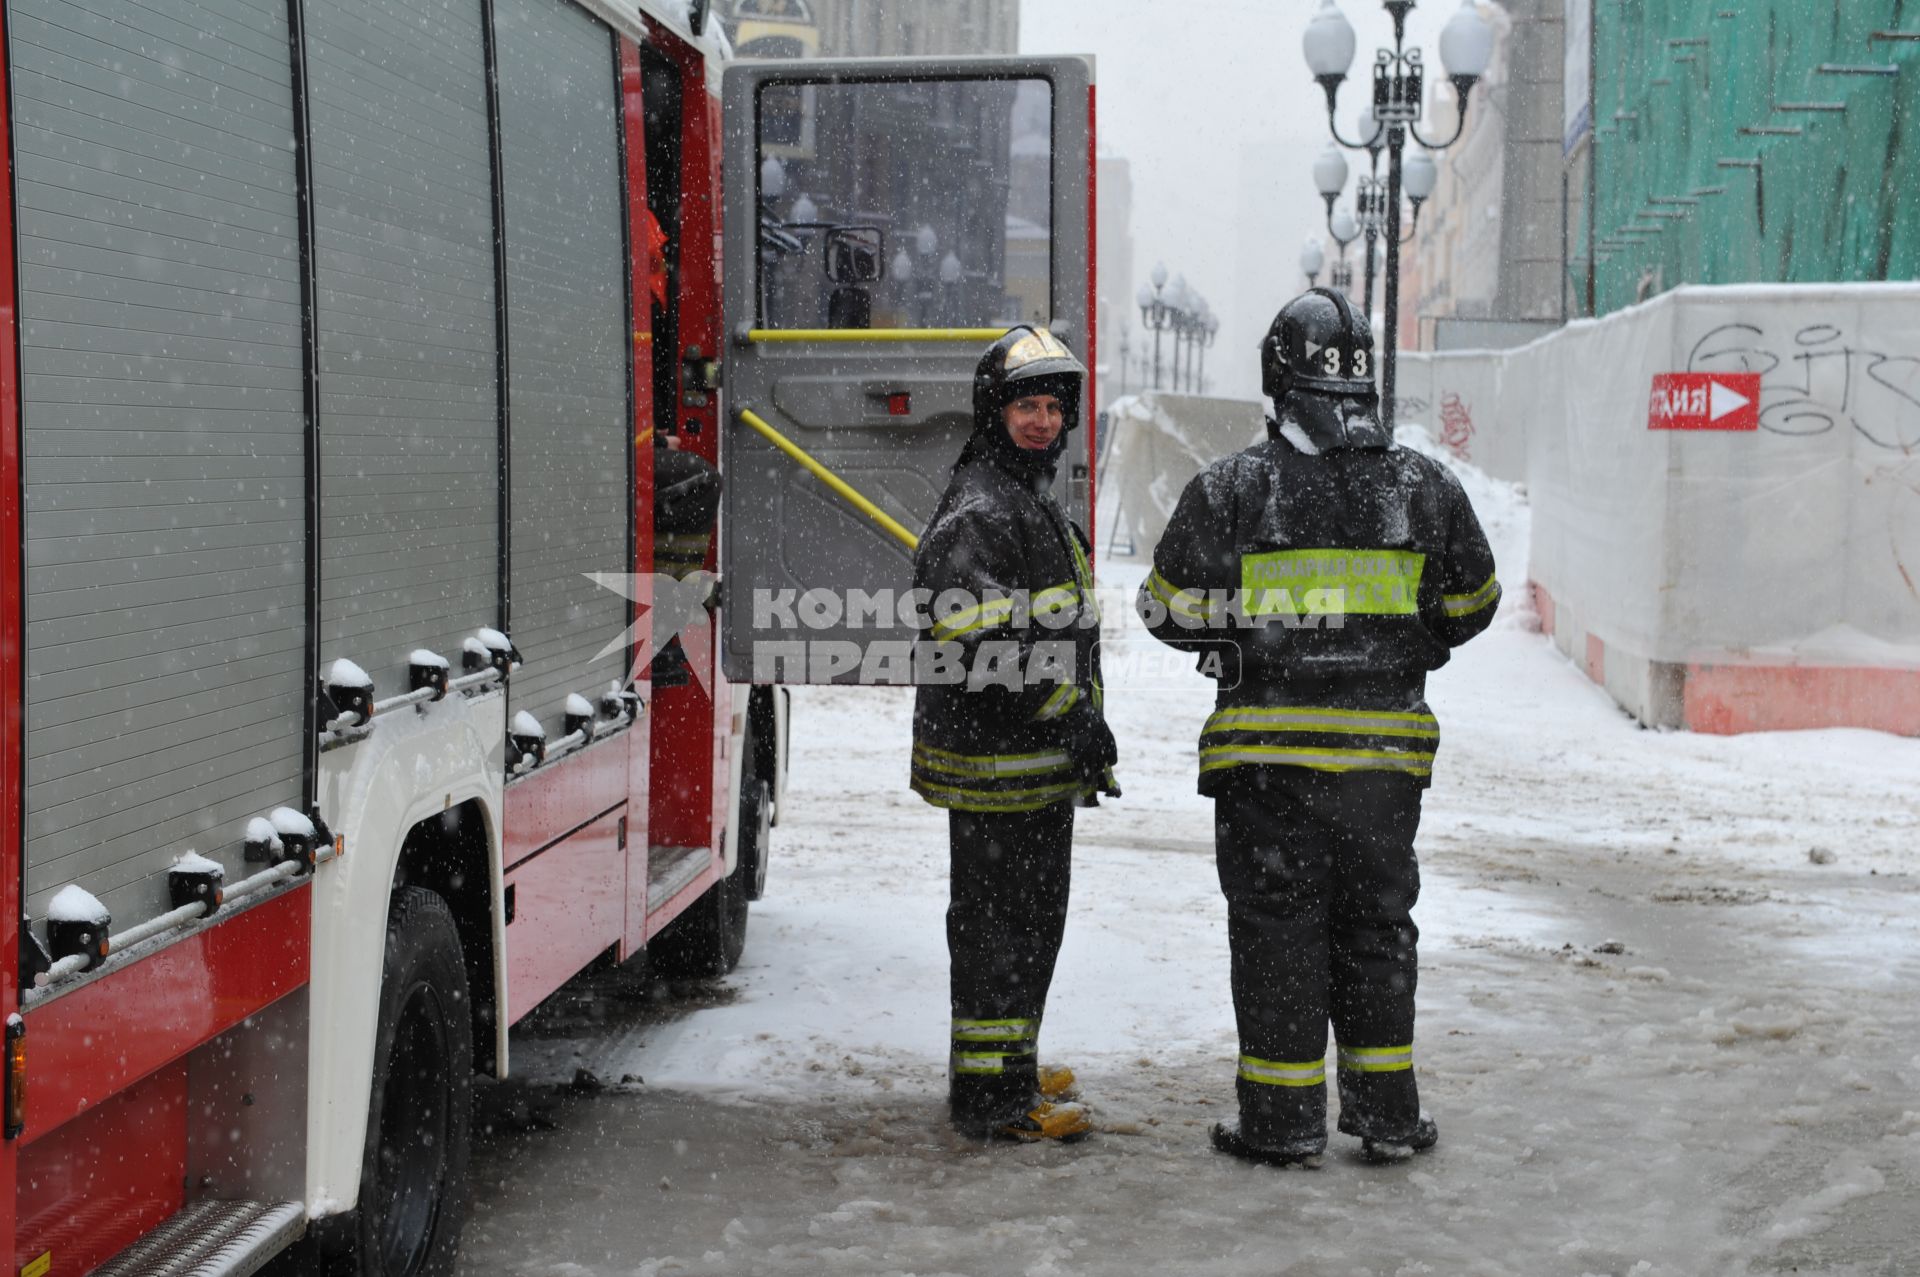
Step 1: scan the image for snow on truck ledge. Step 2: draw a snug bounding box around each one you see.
[409,648,450,670]
[47,883,109,925]
[171,851,224,876]
[566,693,596,719]
[325,657,373,690]
[512,711,547,739]
[270,807,316,839]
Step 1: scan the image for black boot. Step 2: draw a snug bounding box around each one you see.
[1358,1113,1439,1164]
[1210,1119,1325,1168]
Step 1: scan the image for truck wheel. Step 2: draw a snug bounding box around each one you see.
[737,776,772,903]
[340,887,475,1276]
[650,857,749,978]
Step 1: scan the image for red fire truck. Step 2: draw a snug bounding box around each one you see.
[0,0,1095,1272]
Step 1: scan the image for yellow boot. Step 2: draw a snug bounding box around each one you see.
[1037,1064,1080,1102]
[993,1100,1092,1143]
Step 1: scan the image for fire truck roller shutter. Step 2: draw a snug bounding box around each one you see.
[308,0,502,705]
[13,0,308,929]
[495,0,632,741]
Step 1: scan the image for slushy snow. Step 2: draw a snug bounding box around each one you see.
[459,448,1920,1277]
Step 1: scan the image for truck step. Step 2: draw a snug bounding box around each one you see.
[92,1199,305,1277]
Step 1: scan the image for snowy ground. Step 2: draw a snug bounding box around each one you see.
[457,439,1920,1277]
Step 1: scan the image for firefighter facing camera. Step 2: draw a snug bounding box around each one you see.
[1141,288,1502,1167]
[910,326,1120,1145]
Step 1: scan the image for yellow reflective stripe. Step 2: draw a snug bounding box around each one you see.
[1033,683,1080,721]
[1241,548,1426,617]
[1146,568,1211,620]
[952,1052,1014,1074]
[1067,536,1100,621]
[1237,1055,1327,1087]
[911,780,1085,812]
[1443,574,1501,617]
[1204,708,1439,738]
[1199,745,1433,775]
[912,746,1072,778]
[1337,1045,1414,1073]
[952,1018,1037,1038]
[1032,583,1078,615]
[915,743,1068,765]
[931,596,1018,642]
[1205,705,1436,724]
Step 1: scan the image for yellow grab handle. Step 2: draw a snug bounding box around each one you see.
[743,328,1008,345]
[736,408,921,552]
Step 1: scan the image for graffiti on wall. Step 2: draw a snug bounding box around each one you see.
[1687,322,1920,451]
[1437,392,1476,461]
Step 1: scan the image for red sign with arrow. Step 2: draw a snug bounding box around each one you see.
[1647,372,1761,431]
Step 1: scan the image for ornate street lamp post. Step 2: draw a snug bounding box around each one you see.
[1303,0,1492,431]
[1137,260,1172,390]
[1300,237,1326,288]
[1197,311,1219,394]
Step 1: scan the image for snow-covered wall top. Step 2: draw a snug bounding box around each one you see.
[1097,392,1262,558]
[1406,284,1920,668]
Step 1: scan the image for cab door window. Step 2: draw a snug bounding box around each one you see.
[755,78,1053,330]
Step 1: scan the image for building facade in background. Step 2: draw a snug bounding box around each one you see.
[721,0,1018,58]
[1575,0,1918,316]
[1403,0,1565,352]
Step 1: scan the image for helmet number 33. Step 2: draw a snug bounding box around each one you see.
[1322,346,1368,378]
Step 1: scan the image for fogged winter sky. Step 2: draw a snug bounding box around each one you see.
[1020,0,1459,400]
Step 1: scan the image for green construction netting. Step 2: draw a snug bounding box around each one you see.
[1581,0,1918,314]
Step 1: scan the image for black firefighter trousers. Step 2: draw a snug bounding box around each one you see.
[947,800,1074,1124]
[1215,769,1425,1147]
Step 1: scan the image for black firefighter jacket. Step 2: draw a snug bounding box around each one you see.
[909,448,1106,813]
[1139,429,1500,796]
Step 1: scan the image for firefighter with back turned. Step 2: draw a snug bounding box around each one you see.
[1139,288,1500,1165]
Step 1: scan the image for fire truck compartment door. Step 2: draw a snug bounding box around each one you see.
[719,56,1095,685]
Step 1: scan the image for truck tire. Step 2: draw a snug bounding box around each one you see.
[738,776,771,901]
[650,856,749,978]
[325,887,475,1276]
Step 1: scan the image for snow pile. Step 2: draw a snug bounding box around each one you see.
[171,851,224,875]
[47,884,108,925]
[512,711,546,740]
[410,648,450,670]
[1395,421,1530,605]
[565,693,596,720]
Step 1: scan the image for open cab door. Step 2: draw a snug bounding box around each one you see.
[719,56,1096,683]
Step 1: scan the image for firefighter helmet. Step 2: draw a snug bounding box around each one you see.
[1260,287,1376,405]
[973,326,1086,434]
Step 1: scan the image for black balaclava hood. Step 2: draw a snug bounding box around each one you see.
[957,326,1086,480]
